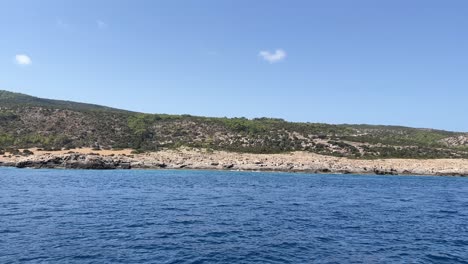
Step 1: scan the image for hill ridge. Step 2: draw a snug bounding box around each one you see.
[0,89,467,159]
[0,90,129,113]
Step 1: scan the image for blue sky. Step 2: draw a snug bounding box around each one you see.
[1,0,468,131]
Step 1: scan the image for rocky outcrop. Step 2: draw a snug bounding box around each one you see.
[440,135,468,147]
[14,154,132,170]
[1,149,468,176]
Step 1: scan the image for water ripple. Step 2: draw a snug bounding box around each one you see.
[0,168,467,263]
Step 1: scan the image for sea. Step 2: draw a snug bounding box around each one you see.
[0,168,467,263]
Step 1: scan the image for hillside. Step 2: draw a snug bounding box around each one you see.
[1,90,467,159]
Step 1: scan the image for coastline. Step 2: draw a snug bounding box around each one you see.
[1,148,468,176]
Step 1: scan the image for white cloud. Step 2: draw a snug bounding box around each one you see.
[259,49,286,63]
[15,54,32,66]
[97,20,107,29]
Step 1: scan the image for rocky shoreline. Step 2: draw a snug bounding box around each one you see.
[1,148,468,176]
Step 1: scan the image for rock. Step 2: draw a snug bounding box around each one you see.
[65,161,114,170]
[0,161,15,167]
[16,160,37,168]
[156,163,167,168]
[223,164,234,169]
[63,156,117,169]
[118,162,131,169]
[373,169,396,175]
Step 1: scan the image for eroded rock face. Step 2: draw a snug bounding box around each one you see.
[440,135,468,147]
[15,160,38,168]
[14,154,132,170]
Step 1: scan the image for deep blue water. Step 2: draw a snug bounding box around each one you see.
[0,168,467,264]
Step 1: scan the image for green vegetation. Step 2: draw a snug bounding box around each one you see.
[1,90,467,159]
